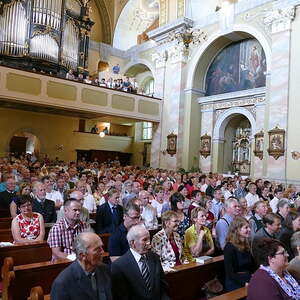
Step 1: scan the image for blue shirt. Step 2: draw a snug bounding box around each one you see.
[108,223,129,256]
[211,199,223,220]
[216,214,233,250]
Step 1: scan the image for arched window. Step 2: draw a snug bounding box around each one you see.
[205,38,266,96]
[142,122,152,140]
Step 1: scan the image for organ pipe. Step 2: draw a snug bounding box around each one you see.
[0,0,93,72]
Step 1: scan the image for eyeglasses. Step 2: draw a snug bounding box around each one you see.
[126,214,141,220]
[275,250,289,257]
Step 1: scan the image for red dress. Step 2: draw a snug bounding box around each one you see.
[16,213,40,240]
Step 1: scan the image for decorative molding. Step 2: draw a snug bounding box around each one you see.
[148,17,194,44]
[160,0,167,26]
[198,87,266,104]
[177,0,185,18]
[200,95,266,112]
[168,45,189,64]
[264,6,296,33]
[151,50,168,68]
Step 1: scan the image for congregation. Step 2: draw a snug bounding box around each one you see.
[1,153,300,299]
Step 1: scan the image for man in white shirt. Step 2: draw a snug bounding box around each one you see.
[76,181,96,213]
[270,188,284,213]
[42,176,63,210]
[139,190,158,230]
[245,182,259,208]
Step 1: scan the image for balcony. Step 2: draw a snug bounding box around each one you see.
[0,65,162,122]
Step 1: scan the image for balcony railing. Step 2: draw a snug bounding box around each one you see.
[0,65,162,122]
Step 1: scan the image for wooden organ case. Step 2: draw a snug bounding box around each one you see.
[0,0,94,74]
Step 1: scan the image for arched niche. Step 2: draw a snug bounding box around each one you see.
[187,27,271,91]
[113,0,159,50]
[9,131,41,158]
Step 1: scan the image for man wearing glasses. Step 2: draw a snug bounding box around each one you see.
[108,202,141,261]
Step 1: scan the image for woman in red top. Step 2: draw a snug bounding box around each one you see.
[11,195,45,243]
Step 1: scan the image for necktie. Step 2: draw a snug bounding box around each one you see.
[112,206,118,225]
[88,272,98,296]
[140,255,151,293]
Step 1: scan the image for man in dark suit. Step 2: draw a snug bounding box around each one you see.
[51,232,112,300]
[111,224,170,300]
[0,177,17,214]
[96,188,123,234]
[32,182,56,223]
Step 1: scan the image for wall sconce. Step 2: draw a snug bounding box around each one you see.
[291,151,300,160]
[99,132,105,138]
[55,144,64,152]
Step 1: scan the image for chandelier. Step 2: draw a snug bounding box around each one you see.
[169,27,207,49]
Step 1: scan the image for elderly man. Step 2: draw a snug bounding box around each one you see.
[57,191,90,223]
[0,176,17,213]
[111,224,170,300]
[47,198,89,260]
[139,190,158,230]
[108,202,141,258]
[245,183,259,208]
[32,182,56,223]
[76,181,96,213]
[216,197,240,250]
[51,232,112,300]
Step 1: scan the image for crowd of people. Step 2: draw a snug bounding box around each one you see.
[65,70,140,95]
[0,153,300,299]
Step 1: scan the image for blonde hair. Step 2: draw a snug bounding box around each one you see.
[226,216,250,251]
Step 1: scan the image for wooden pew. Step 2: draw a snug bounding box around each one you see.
[0,218,12,229]
[0,241,51,272]
[2,258,71,300]
[166,256,224,300]
[0,224,52,242]
[28,286,50,300]
[210,286,247,300]
[99,233,111,252]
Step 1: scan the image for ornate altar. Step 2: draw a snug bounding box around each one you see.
[0,0,94,74]
[232,128,251,175]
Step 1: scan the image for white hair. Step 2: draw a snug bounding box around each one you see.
[126,224,147,244]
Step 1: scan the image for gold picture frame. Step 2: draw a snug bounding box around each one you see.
[267,126,285,160]
[254,130,264,160]
[199,134,211,158]
[166,133,177,156]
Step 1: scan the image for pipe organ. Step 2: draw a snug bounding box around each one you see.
[0,0,94,74]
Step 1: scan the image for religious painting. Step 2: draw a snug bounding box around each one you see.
[254,130,264,160]
[166,133,177,156]
[199,134,211,158]
[205,39,266,96]
[267,126,285,160]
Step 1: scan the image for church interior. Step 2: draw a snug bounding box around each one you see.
[1,0,300,299]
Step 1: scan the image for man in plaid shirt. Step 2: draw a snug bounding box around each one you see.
[47,198,89,260]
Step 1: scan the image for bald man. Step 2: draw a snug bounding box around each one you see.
[51,232,112,300]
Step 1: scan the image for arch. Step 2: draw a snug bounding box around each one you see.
[113,0,159,50]
[6,128,44,155]
[123,59,158,95]
[186,24,272,91]
[95,0,112,44]
[213,107,256,141]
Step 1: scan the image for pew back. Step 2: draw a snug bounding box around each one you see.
[3,259,71,300]
[210,286,247,300]
[0,241,51,272]
[166,256,224,300]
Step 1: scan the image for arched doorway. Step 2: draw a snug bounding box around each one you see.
[9,132,40,158]
[213,108,256,175]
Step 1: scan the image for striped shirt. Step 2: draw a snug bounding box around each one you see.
[47,218,89,256]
